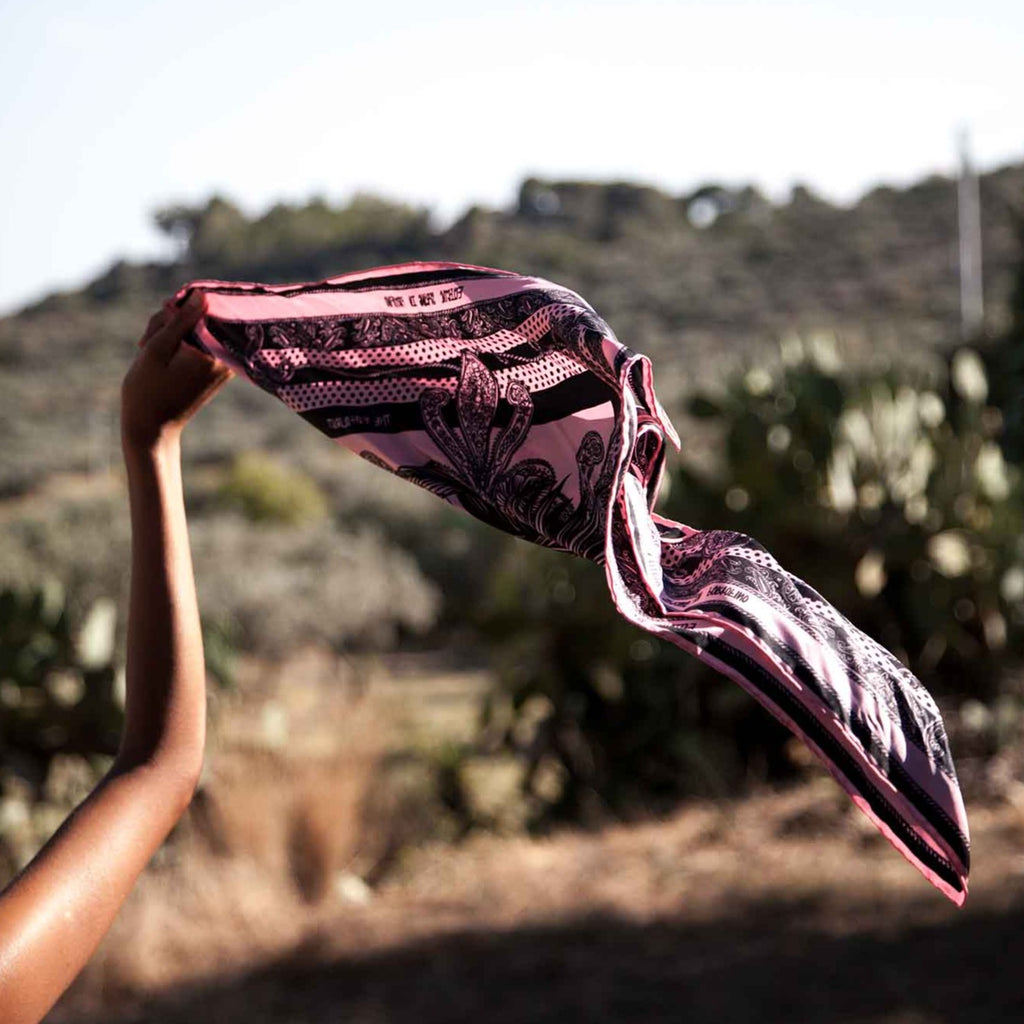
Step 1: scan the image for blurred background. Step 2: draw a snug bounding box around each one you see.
[2,1,1024,1020]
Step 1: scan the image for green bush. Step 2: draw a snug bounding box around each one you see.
[474,540,795,827]
[473,332,1024,826]
[218,451,329,526]
[0,582,123,791]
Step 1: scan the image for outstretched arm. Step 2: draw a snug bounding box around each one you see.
[0,293,231,1024]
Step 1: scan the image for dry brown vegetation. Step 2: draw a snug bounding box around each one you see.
[43,655,1024,1024]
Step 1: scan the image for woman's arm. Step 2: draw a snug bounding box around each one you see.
[0,293,231,1024]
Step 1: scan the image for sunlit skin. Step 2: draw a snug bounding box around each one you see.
[0,293,231,1024]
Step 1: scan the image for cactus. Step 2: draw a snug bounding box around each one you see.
[0,582,123,797]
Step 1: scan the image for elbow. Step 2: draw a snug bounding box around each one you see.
[165,757,204,818]
[111,745,204,819]
[156,747,205,819]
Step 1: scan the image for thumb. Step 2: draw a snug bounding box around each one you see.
[147,291,207,364]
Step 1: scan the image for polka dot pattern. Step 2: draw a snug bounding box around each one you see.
[256,305,573,375]
[279,350,586,413]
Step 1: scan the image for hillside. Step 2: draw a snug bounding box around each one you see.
[1,162,1022,495]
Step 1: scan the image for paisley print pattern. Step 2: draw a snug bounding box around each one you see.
[393,353,615,561]
[181,261,970,904]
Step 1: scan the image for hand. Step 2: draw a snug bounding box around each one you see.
[121,291,233,451]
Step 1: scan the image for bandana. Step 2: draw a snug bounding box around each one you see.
[180,261,970,904]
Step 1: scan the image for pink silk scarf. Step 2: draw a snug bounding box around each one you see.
[178,261,970,904]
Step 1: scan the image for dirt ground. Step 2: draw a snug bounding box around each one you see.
[36,654,1024,1023]
[45,779,1024,1024]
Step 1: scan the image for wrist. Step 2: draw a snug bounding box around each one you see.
[122,431,183,494]
[122,425,183,465]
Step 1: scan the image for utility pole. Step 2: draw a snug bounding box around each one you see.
[957,127,984,340]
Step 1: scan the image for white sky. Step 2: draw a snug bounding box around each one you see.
[1,0,1021,313]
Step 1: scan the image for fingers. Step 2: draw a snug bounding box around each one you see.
[146,291,207,365]
[139,309,169,348]
[170,344,234,418]
[174,341,233,389]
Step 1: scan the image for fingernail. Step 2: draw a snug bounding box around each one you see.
[185,290,206,312]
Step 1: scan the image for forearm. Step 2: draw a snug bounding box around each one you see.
[0,763,196,1023]
[118,433,206,781]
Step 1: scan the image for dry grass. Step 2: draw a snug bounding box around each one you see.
[39,651,1024,1022]
[52,779,1024,1023]
[55,650,392,1009]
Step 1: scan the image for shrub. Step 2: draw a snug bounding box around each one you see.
[0,582,124,873]
[218,452,329,526]
[474,333,1024,826]
[189,514,440,656]
[474,540,795,826]
[675,334,1024,699]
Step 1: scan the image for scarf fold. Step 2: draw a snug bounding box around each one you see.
[179,261,970,904]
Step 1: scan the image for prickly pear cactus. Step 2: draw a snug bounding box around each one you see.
[0,582,123,796]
